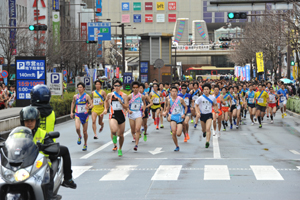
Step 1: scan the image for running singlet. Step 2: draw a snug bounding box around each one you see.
[151,91,161,109]
[247,91,255,104]
[222,94,230,108]
[277,88,288,103]
[213,93,222,111]
[111,92,124,112]
[254,91,269,107]
[230,93,236,105]
[269,93,276,104]
[142,92,149,112]
[129,93,143,112]
[160,90,166,104]
[178,93,192,114]
[92,90,105,115]
[192,89,200,102]
[170,97,184,123]
[195,95,217,114]
[75,93,89,124]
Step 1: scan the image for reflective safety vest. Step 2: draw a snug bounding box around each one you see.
[33,128,52,166]
[39,111,55,133]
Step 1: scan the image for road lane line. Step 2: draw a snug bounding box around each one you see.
[297,166,300,170]
[204,165,230,180]
[151,165,182,181]
[213,135,221,159]
[250,165,284,180]
[72,166,92,179]
[80,129,131,159]
[100,165,137,181]
[289,150,300,155]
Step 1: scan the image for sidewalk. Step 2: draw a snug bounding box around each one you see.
[0,107,22,120]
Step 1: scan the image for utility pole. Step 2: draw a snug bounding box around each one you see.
[121,23,125,74]
[36,0,39,55]
[287,10,291,79]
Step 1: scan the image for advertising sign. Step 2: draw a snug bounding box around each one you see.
[141,74,148,83]
[145,2,153,10]
[133,2,141,11]
[9,0,16,18]
[52,12,60,53]
[116,67,120,78]
[97,40,102,57]
[156,2,165,10]
[145,14,153,23]
[133,14,141,23]
[168,14,176,22]
[81,22,87,51]
[47,73,63,95]
[75,76,93,94]
[256,52,264,73]
[16,56,47,106]
[157,14,165,22]
[140,62,148,73]
[88,22,111,41]
[96,0,102,16]
[122,2,130,11]
[122,14,130,23]
[168,2,176,10]
[52,0,59,10]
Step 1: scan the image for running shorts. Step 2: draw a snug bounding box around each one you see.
[268,103,277,108]
[200,113,213,123]
[92,106,104,116]
[221,107,229,113]
[171,120,183,124]
[152,108,160,113]
[212,109,222,116]
[128,111,142,120]
[230,105,237,112]
[75,113,89,125]
[279,100,287,108]
[143,110,149,119]
[256,104,266,112]
[248,104,255,108]
[160,103,165,109]
[110,111,126,124]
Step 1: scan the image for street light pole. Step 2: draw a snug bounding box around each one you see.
[121,23,125,74]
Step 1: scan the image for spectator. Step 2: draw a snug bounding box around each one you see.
[0,85,5,110]
[7,85,15,108]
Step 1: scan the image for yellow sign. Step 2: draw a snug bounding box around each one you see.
[256,52,264,73]
[156,2,165,10]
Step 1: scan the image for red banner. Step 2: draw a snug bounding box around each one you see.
[168,14,176,22]
[145,14,153,23]
[81,23,87,51]
[168,2,176,10]
[145,2,153,10]
[116,67,119,78]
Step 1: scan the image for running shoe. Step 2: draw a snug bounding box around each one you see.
[118,149,123,157]
[184,137,187,143]
[191,120,194,123]
[244,115,246,119]
[174,146,180,151]
[205,142,210,148]
[156,125,159,130]
[254,117,257,122]
[217,131,221,138]
[236,125,239,129]
[154,120,156,125]
[134,145,138,151]
[132,137,135,142]
[186,133,190,140]
[233,119,236,125]
[213,131,216,136]
[144,134,147,142]
[139,134,142,139]
[203,132,206,137]
[223,128,226,131]
[160,125,164,128]
[112,135,117,144]
[170,131,173,135]
[282,114,284,118]
[62,179,77,189]
[230,124,233,129]
[82,145,87,151]
[284,113,287,116]
[259,124,262,128]
[112,146,118,151]
[270,120,274,124]
[77,137,82,145]
[267,115,269,119]
[251,122,254,126]
[194,124,198,128]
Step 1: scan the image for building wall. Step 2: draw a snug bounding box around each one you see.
[100,0,203,35]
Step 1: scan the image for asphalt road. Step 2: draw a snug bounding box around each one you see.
[56,112,300,200]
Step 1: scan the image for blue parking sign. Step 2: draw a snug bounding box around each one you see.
[124,72,133,84]
[133,14,141,23]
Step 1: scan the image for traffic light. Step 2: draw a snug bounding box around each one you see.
[291,57,295,66]
[227,12,247,19]
[220,44,229,49]
[28,25,48,31]
[86,41,97,44]
[219,37,232,42]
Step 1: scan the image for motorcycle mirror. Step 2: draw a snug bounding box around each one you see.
[48,132,60,139]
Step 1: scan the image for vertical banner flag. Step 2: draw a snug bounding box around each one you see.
[93,68,97,81]
[97,40,102,57]
[238,66,241,77]
[245,64,250,81]
[85,65,90,77]
[116,67,119,79]
[242,66,246,81]
[105,67,108,77]
[96,0,102,16]
[81,23,87,51]
[52,0,59,10]
[52,12,60,53]
[256,52,264,73]
[9,0,16,55]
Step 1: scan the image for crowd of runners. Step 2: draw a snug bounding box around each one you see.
[71,78,290,157]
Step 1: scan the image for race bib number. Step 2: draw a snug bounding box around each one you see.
[153,98,159,104]
[172,106,181,115]
[269,95,275,103]
[218,103,220,109]
[192,95,198,101]
[184,99,189,106]
[131,103,140,111]
[280,96,285,102]
[248,98,254,103]
[258,98,264,103]
[93,98,101,105]
[203,103,212,113]
[112,101,122,110]
[77,105,86,113]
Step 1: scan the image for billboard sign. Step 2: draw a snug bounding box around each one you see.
[122,2,130,11]
[156,2,165,10]
[88,22,111,41]
[47,73,63,95]
[168,14,176,22]
[141,74,148,83]
[122,14,130,23]
[133,2,141,11]
[168,2,176,10]
[96,0,102,16]
[9,0,16,18]
[140,61,148,73]
[133,14,141,23]
[16,56,47,106]
[157,14,165,22]
[52,0,59,10]
[52,12,60,53]
[145,14,153,22]
[145,2,153,10]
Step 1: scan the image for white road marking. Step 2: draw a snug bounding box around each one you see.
[250,165,284,180]
[149,147,164,155]
[151,165,182,181]
[289,150,300,155]
[213,135,221,159]
[80,129,131,159]
[204,165,230,180]
[297,166,300,170]
[100,165,137,181]
[72,166,92,179]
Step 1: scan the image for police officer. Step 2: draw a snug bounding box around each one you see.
[30,85,76,189]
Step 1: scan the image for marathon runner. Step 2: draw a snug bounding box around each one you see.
[159,83,167,129]
[268,86,277,123]
[228,87,237,129]
[139,83,152,142]
[220,87,231,131]
[254,84,269,128]
[245,84,256,125]
[212,86,222,136]
[190,82,201,128]
[149,83,162,130]
[277,82,289,118]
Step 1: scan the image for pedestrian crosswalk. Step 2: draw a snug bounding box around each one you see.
[72,165,300,181]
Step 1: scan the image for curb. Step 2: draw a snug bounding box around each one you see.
[286,110,300,119]
[0,114,73,140]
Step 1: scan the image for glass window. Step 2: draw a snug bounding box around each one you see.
[215,18,224,23]
[215,12,224,18]
[203,13,212,17]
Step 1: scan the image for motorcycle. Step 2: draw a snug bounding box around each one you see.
[0,127,63,200]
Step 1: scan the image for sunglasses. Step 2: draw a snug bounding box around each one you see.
[114,85,121,87]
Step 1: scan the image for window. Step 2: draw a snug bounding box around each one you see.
[203,1,212,24]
